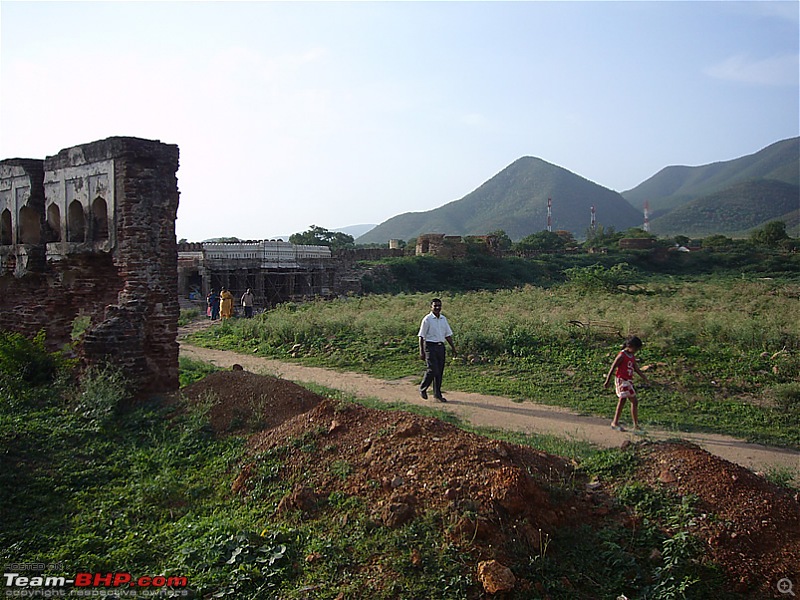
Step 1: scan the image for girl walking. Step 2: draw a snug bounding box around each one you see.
[604,336,649,431]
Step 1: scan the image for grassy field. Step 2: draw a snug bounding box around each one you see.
[2,265,797,599]
[187,275,800,449]
[0,347,737,599]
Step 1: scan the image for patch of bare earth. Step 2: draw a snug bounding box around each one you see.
[636,441,800,596]
[180,368,800,596]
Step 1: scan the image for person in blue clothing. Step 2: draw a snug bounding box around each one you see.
[418,298,457,402]
[207,289,220,320]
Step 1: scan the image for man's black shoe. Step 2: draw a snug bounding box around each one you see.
[434,396,448,403]
[419,390,428,399]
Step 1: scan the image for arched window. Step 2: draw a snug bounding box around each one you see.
[19,206,41,245]
[0,209,12,245]
[91,197,109,241]
[47,203,61,242]
[68,200,86,243]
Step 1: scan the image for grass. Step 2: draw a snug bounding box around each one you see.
[1,339,753,599]
[4,266,796,598]
[185,276,800,448]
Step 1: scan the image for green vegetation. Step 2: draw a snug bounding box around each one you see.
[1,341,742,599]
[3,246,797,598]
[624,137,799,214]
[188,273,800,448]
[651,181,800,238]
[289,224,355,250]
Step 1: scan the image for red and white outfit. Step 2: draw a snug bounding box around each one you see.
[614,350,638,399]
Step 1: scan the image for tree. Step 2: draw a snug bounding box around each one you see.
[621,227,656,239]
[487,230,513,251]
[674,235,691,247]
[750,221,789,247]
[701,234,731,248]
[289,225,355,250]
[514,230,567,252]
[583,225,620,250]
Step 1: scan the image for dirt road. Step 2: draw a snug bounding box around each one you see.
[180,342,800,482]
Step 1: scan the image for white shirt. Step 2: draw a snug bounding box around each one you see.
[418,312,453,343]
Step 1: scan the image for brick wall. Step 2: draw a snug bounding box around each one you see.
[0,137,180,395]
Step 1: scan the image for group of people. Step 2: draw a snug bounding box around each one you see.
[417,298,648,431]
[206,288,256,320]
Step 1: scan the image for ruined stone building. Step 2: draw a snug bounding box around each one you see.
[0,137,180,394]
[178,241,335,309]
[415,233,502,258]
[178,243,404,310]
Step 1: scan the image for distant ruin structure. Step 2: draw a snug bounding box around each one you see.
[178,241,334,308]
[0,137,180,394]
[415,233,501,258]
[178,242,404,308]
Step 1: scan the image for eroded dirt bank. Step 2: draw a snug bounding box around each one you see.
[180,342,800,481]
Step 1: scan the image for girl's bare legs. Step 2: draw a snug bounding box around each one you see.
[630,397,639,429]
[611,397,626,429]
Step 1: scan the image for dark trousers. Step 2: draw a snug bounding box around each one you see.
[420,342,446,398]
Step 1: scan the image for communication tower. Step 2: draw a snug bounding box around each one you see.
[547,197,552,232]
[643,201,650,233]
[590,205,596,231]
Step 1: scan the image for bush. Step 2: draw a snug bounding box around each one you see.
[563,262,639,292]
[74,365,132,429]
[770,382,800,414]
[0,330,60,387]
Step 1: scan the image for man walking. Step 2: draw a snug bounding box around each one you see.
[241,288,255,318]
[418,298,457,402]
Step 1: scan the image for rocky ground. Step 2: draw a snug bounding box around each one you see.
[179,368,800,598]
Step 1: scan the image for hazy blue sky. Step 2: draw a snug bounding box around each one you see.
[1,1,798,241]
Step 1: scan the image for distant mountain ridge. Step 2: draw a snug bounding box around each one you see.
[335,224,376,238]
[356,137,799,244]
[623,138,799,215]
[357,157,643,244]
[624,137,799,236]
[649,179,799,237]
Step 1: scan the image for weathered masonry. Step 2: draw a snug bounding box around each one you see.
[178,243,405,310]
[179,241,336,309]
[0,137,180,394]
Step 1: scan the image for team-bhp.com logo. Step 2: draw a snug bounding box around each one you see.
[4,571,189,597]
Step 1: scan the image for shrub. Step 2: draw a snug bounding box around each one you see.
[0,330,59,387]
[563,262,639,292]
[770,382,800,414]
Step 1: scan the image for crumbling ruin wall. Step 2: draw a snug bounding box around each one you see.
[0,137,180,394]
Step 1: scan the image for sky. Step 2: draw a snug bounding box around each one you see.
[1,1,798,242]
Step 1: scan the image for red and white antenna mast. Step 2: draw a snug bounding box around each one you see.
[547,197,552,232]
[643,200,650,232]
[590,205,596,231]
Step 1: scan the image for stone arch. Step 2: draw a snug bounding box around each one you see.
[91,196,109,241]
[0,209,12,245]
[67,200,86,243]
[46,203,61,242]
[19,205,41,245]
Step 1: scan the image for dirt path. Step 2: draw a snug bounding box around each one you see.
[179,341,800,482]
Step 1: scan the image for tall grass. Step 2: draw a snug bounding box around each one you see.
[189,277,800,447]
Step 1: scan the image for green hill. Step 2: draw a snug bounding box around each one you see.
[623,137,799,216]
[357,157,643,244]
[650,179,800,237]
